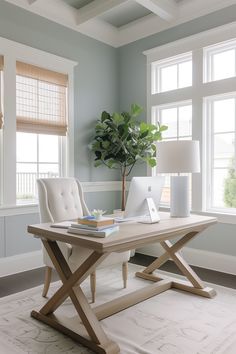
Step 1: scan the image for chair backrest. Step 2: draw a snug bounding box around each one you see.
[37,178,89,223]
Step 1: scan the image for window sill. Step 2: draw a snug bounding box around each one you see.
[0,204,39,216]
[159,206,236,225]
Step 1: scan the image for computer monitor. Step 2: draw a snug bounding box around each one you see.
[124,176,165,223]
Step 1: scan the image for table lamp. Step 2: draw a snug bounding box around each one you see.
[156,140,200,217]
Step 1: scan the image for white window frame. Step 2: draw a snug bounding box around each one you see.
[145,21,236,224]
[204,92,236,213]
[152,100,192,206]
[152,100,192,140]
[0,36,77,210]
[204,38,236,83]
[152,52,192,94]
[16,133,64,204]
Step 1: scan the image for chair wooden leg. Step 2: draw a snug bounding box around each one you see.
[42,266,52,297]
[122,262,128,288]
[90,271,96,303]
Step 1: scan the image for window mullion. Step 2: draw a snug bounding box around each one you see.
[192,49,203,212]
[59,136,63,177]
[150,89,193,107]
[210,102,214,210]
[37,79,39,179]
[235,97,236,172]
[3,55,16,205]
[177,106,179,139]
[177,63,179,89]
[37,134,39,178]
[234,48,236,77]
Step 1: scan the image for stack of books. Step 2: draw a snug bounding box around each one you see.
[68,216,119,238]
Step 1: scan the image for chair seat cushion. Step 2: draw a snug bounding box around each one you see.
[99,251,130,268]
[68,246,130,272]
[43,243,72,268]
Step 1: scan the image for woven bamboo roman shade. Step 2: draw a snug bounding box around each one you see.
[16,61,68,136]
[0,56,3,130]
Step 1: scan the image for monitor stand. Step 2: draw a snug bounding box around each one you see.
[138,197,160,224]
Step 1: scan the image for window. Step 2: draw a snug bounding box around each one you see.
[146,23,236,216]
[153,102,192,141]
[205,94,236,211]
[16,62,68,203]
[0,36,75,208]
[204,39,236,82]
[16,133,62,203]
[152,102,192,204]
[152,52,192,94]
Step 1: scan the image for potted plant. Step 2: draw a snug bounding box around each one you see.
[91,104,167,211]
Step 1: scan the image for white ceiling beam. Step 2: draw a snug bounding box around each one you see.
[76,0,128,26]
[135,0,177,21]
[78,18,119,47]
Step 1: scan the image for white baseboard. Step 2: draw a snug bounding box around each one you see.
[137,245,236,276]
[0,250,43,277]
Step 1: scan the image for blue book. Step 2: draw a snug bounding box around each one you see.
[67,225,119,238]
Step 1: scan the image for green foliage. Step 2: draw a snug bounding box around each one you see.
[224,160,236,208]
[91,103,168,176]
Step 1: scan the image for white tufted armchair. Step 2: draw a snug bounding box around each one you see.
[37,178,130,302]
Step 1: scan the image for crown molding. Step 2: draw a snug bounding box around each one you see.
[143,21,236,59]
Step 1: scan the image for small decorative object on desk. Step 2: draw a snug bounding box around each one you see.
[91,209,106,220]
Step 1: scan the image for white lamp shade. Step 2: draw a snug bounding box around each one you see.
[156,140,200,173]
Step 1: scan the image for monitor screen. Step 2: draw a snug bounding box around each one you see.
[124,176,165,218]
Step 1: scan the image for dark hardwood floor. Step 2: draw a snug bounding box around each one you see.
[130,253,236,289]
[0,253,235,298]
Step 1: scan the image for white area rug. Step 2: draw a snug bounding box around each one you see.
[0,263,236,354]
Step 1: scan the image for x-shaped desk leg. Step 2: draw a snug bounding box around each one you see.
[136,231,216,298]
[31,240,120,354]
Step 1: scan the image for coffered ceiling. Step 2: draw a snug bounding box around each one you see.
[4,0,236,47]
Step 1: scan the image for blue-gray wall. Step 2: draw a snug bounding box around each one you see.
[0,214,40,257]
[0,2,236,258]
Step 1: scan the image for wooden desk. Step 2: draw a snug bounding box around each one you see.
[28,212,217,354]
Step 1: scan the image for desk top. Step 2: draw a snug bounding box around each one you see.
[28,212,217,253]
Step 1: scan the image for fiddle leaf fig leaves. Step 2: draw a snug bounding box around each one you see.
[90,103,168,174]
[160,125,168,132]
[131,103,143,117]
[113,112,124,125]
[101,111,110,122]
[147,158,157,168]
